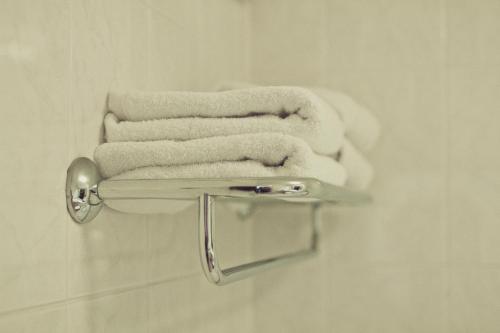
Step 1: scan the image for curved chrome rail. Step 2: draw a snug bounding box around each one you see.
[66,157,371,285]
[199,194,321,285]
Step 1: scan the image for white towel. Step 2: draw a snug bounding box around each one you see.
[337,140,374,190]
[106,87,345,155]
[215,82,380,152]
[310,88,380,152]
[94,133,347,186]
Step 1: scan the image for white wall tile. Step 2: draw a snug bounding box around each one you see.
[252,203,327,332]
[67,289,149,333]
[148,208,201,281]
[320,69,447,266]
[449,268,500,333]
[448,0,500,67]
[326,266,447,333]
[251,0,450,332]
[67,208,149,296]
[448,67,500,265]
[250,0,327,85]
[147,0,251,91]
[70,0,150,157]
[0,306,67,333]
[149,274,254,333]
[0,0,252,330]
[0,0,70,312]
[197,0,252,90]
[147,0,202,91]
[325,0,444,71]
[253,255,328,333]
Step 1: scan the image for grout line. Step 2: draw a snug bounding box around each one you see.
[0,271,201,320]
[145,2,152,330]
[244,0,252,83]
[244,3,255,329]
[146,219,151,333]
[146,0,152,90]
[65,0,74,330]
[319,0,328,86]
[441,0,451,331]
[146,213,152,330]
[246,0,254,83]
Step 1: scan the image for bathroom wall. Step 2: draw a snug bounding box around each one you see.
[250,0,500,332]
[0,0,253,332]
[2,0,500,332]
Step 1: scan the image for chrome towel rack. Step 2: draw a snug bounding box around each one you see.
[66,157,371,285]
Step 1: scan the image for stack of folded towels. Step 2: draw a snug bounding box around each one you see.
[94,84,379,190]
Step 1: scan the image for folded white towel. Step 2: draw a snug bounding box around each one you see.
[310,88,380,152]
[337,140,374,190]
[215,82,380,152]
[94,133,347,186]
[106,87,345,155]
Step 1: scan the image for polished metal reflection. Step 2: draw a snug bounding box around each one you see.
[199,194,322,286]
[65,157,371,284]
[98,177,371,204]
[65,157,103,223]
[65,157,371,223]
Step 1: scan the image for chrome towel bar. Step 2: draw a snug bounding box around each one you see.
[66,157,371,285]
[199,194,321,285]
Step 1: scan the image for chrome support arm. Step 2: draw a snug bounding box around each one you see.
[66,157,370,285]
[199,193,321,286]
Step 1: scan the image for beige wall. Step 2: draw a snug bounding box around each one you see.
[1,0,499,332]
[0,0,253,332]
[251,0,500,332]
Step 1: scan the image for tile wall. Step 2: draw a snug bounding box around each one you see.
[0,0,252,332]
[1,0,499,332]
[251,0,500,332]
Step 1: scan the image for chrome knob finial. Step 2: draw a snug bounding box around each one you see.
[65,157,103,223]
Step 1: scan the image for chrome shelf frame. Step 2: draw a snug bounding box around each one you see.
[66,157,371,285]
